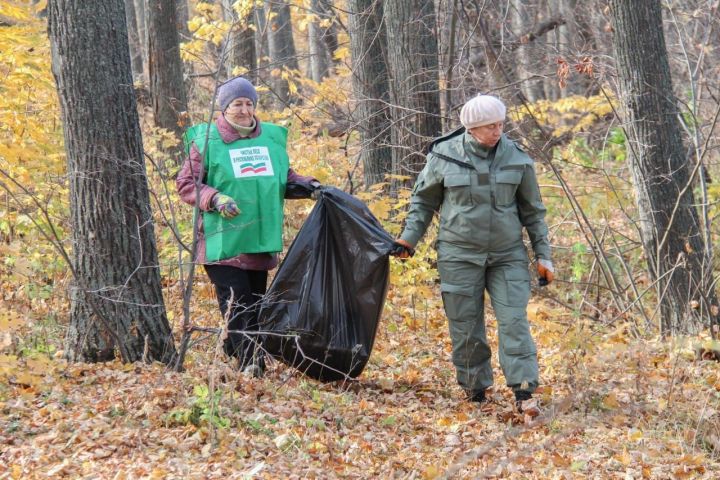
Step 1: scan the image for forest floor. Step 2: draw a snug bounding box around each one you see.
[2,278,720,479]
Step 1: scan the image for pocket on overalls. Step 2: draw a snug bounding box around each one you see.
[440,282,476,321]
[494,170,523,207]
[444,174,474,206]
[502,267,530,307]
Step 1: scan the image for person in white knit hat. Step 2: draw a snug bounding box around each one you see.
[393,94,553,417]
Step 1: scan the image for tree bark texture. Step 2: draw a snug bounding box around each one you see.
[147,0,188,139]
[511,0,544,102]
[348,0,392,187]
[383,0,442,179]
[48,0,176,363]
[124,0,144,80]
[438,0,459,128]
[176,0,190,41]
[265,0,299,106]
[133,0,149,83]
[221,0,257,82]
[308,0,333,82]
[609,0,719,333]
[234,7,258,82]
[559,0,597,96]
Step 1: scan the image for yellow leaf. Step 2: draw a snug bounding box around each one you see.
[628,428,643,442]
[369,199,391,221]
[615,448,632,466]
[436,417,452,427]
[34,0,48,13]
[0,312,24,332]
[333,46,350,61]
[15,371,42,387]
[527,302,549,322]
[288,80,298,96]
[422,465,441,479]
[231,66,249,76]
[551,453,571,467]
[0,354,18,375]
[306,441,327,454]
[10,464,23,480]
[602,392,619,409]
[26,356,53,375]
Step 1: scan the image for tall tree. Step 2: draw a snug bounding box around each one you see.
[147,0,187,141]
[47,0,176,362]
[176,0,190,42]
[133,0,149,83]
[383,0,442,178]
[308,0,333,82]
[609,0,719,333]
[348,0,392,187]
[124,0,144,80]
[221,0,257,82]
[264,0,299,106]
[511,0,545,102]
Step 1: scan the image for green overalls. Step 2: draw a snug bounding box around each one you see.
[400,129,551,395]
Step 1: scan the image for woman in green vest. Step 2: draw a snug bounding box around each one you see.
[176,77,320,377]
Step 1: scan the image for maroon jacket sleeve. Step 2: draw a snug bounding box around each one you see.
[287,168,318,184]
[176,143,219,211]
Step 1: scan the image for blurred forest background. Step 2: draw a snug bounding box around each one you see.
[2,0,720,477]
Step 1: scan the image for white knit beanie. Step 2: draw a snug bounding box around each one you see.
[460,95,506,129]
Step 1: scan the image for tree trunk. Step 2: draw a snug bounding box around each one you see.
[348,0,392,187]
[221,0,257,82]
[319,0,338,64]
[265,0,298,106]
[234,7,257,82]
[511,0,544,102]
[47,0,176,363]
[124,0,144,80]
[383,0,442,180]
[176,0,190,42]
[147,0,188,141]
[543,0,561,100]
[609,0,719,333]
[438,0,459,129]
[133,0,148,83]
[560,0,597,96]
[308,0,332,82]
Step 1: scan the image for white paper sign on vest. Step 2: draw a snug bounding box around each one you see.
[229,146,275,178]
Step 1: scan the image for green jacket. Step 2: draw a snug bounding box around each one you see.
[400,129,551,262]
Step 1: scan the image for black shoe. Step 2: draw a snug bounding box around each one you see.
[468,390,487,403]
[514,390,540,417]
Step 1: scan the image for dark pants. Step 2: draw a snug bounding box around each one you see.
[204,265,268,369]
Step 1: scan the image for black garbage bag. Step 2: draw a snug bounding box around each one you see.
[259,186,396,381]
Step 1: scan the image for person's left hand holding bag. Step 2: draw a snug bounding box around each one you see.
[310,180,323,200]
[213,193,241,219]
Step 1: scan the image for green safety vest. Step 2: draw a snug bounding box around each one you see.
[185,122,289,261]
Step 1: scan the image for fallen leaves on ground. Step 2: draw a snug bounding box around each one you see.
[2,295,720,479]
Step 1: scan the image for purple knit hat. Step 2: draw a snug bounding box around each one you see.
[217,77,258,111]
